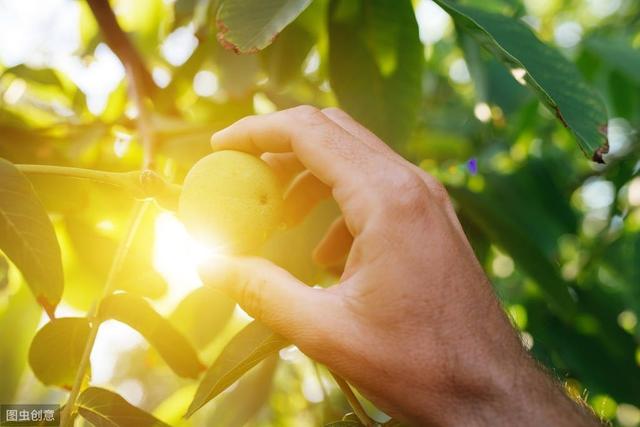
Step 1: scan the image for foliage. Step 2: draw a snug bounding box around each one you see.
[0,0,639,426]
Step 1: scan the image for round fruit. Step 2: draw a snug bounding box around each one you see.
[179,150,283,254]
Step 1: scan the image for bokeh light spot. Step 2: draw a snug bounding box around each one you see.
[492,253,514,278]
[474,102,492,123]
[617,310,637,333]
[590,394,617,420]
[193,70,219,97]
[617,403,640,427]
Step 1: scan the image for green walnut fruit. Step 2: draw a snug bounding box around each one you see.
[179,150,283,254]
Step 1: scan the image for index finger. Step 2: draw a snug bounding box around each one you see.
[211,106,382,188]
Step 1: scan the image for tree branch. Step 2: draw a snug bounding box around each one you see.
[85,0,156,100]
[86,0,160,168]
[59,5,166,426]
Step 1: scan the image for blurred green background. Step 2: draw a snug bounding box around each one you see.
[0,0,639,425]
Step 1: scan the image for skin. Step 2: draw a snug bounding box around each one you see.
[199,105,601,426]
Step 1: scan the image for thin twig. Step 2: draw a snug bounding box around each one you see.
[330,371,378,427]
[61,3,161,423]
[59,200,150,426]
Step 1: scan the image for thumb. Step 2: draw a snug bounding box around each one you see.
[198,256,337,348]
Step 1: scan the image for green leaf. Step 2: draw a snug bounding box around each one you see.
[98,293,205,378]
[260,0,324,86]
[170,286,235,350]
[457,0,524,15]
[584,36,640,85]
[0,254,8,290]
[152,384,198,426]
[0,158,63,317]
[325,422,362,427]
[328,0,423,147]
[448,160,579,317]
[2,65,63,87]
[434,0,609,162]
[216,0,313,53]
[0,282,41,401]
[215,45,260,98]
[527,293,640,402]
[207,355,278,426]
[77,387,170,427]
[186,320,288,417]
[28,317,90,389]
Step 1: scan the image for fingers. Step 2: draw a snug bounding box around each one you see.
[321,108,451,198]
[321,107,396,156]
[210,114,292,154]
[212,106,392,233]
[313,216,353,267]
[212,106,457,239]
[211,106,381,189]
[198,256,338,348]
[284,171,332,226]
[322,108,447,198]
[323,108,461,232]
[265,108,389,226]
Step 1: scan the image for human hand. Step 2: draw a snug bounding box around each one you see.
[199,106,599,426]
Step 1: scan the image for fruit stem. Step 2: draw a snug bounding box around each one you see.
[59,200,149,426]
[16,164,135,187]
[330,371,378,427]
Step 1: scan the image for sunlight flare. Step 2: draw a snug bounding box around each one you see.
[153,212,225,308]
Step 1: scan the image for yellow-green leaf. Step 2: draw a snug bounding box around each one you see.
[170,286,235,350]
[98,293,205,378]
[77,387,170,427]
[216,0,313,53]
[28,317,90,389]
[207,355,278,426]
[0,158,63,316]
[185,321,288,417]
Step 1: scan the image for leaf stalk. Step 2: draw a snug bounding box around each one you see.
[330,371,378,427]
[16,164,181,210]
[59,200,149,426]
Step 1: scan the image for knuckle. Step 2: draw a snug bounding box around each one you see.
[424,175,451,205]
[389,168,429,208]
[288,105,324,123]
[370,167,431,222]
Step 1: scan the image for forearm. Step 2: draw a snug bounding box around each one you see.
[408,352,601,427]
[502,359,601,427]
[386,309,603,427]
